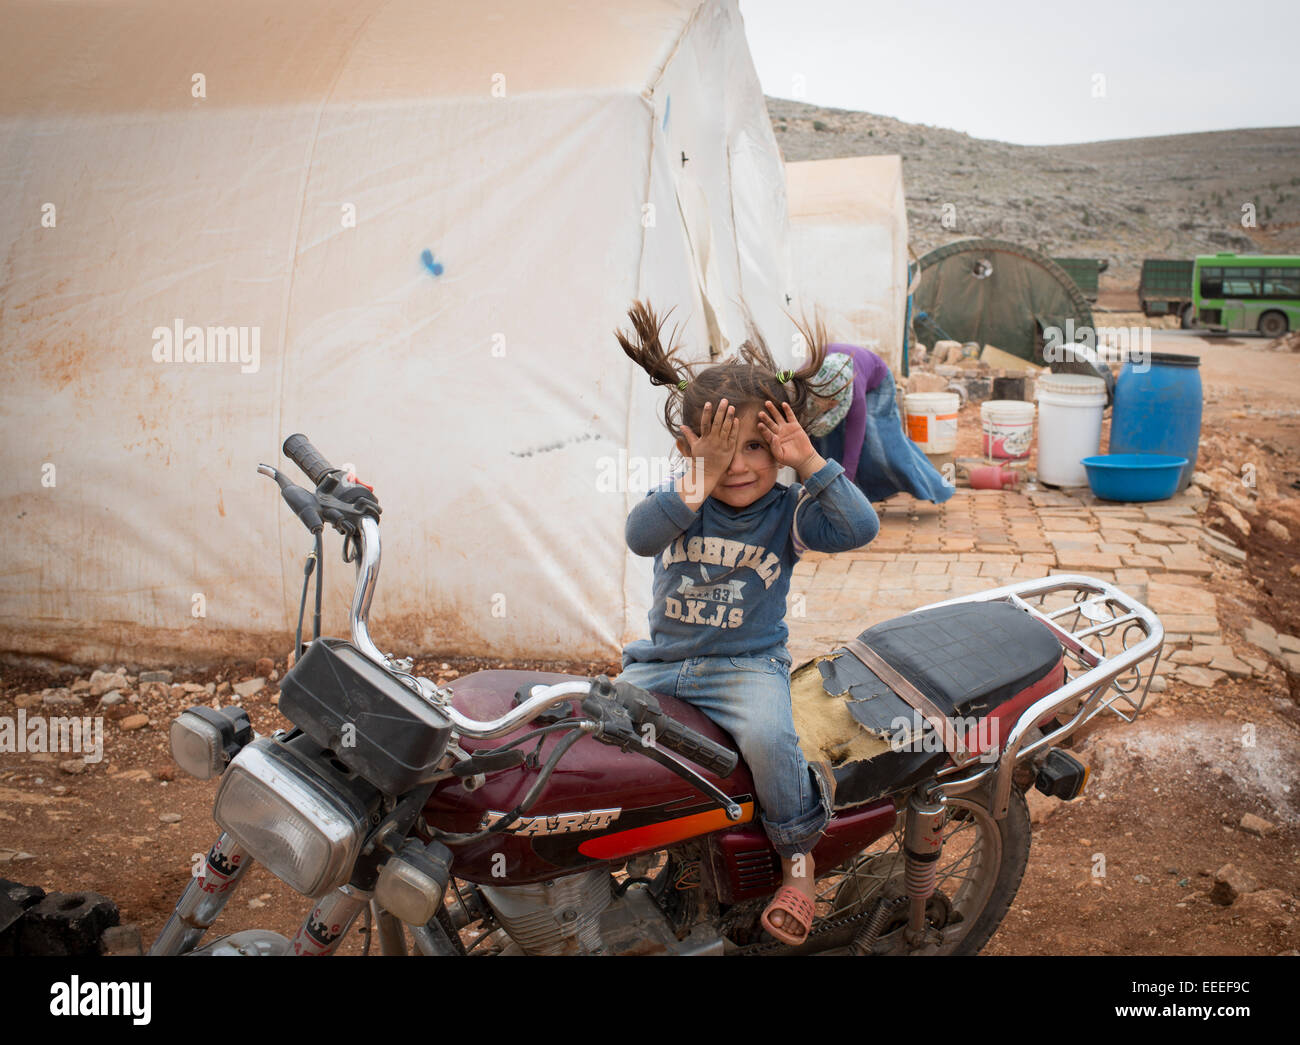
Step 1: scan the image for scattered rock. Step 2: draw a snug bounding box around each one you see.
[1243,617,1282,657]
[233,678,265,698]
[1025,789,1060,824]
[100,924,144,956]
[69,678,91,694]
[13,693,41,709]
[87,671,128,697]
[138,670,173,684]
[58,760,86,776]
[1133,874,1150,884]
[1264,519,1291,542]
[1232,889,1298,930]
[1241,655,1270,676]
[255,657,275,677]
[1239,813,1276,837]
[96,691,125,708]
[1216,503,1251,537]
[41,689,81,707]
[1209,863,1258,906]
[0,849,37,864]
[1173,665,1224,688]
[158,813,182,824]
[110,768,153,782]
[181,683,205,694]
[1208,654,1253,678]
[1279,634,1300,655]
[119,714,149,731]
[216,680,232,697]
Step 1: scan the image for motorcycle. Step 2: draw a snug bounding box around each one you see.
[150,435,1164,956]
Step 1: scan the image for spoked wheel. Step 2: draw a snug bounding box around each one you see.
[810,785,1032,955]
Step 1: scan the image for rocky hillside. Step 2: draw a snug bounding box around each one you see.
[768,98,1300,292]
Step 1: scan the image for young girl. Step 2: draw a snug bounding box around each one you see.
[613,301,880,945]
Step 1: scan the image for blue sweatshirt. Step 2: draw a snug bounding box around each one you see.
[622,459,879,666]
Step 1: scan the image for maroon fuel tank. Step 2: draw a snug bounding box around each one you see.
[419,670,759,885]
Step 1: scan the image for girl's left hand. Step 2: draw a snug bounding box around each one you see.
[757,400,817,471]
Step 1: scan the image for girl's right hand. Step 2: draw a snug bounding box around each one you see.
[677,399,737,509]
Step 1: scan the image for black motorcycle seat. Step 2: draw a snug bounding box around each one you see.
[806,601,1066,809]
[827,601,1065,730]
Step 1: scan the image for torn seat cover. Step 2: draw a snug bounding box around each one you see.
[792,601,1065,809]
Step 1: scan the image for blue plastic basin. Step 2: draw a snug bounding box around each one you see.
[1081,454,1188,502]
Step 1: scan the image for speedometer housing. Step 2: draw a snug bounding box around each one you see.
[278,638,452,795]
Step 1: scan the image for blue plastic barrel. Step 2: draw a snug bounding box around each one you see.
[1108,352,1202,491]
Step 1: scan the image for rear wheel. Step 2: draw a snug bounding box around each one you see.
[813,784,1032,955]
[1259,311,1289,339]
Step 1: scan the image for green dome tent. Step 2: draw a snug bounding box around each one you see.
[912,238,1094,366]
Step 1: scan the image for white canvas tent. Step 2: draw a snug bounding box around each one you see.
[785,156,909,373]
[0,0,798,665]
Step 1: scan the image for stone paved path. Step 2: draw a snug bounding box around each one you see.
[788,483,1224,677]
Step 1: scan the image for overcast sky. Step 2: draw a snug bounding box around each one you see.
[739,0,1300,146]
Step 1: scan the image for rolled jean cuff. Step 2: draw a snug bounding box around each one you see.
[761,779,833,860]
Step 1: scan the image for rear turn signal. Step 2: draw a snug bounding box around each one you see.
[1034,748,1088,801]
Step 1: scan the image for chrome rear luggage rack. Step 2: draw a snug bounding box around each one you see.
[916,574,1165,818]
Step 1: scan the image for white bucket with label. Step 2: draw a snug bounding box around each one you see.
[904,392,960,454]
[1035,373,1108,486]
[980,400,1036,460]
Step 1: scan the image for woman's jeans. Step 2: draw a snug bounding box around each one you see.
[617,642,831,859]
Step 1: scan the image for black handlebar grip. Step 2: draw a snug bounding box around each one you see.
[614,684,738,777]
[283,434,335,487]
[652,715,739,778]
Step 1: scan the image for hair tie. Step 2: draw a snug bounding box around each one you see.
[777,369,793,384]
[677,379,688,391]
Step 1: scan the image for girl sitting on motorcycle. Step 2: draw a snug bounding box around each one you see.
[613,301,879,945]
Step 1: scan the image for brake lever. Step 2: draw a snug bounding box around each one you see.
[631,743,744,821]
[583,693,742,820]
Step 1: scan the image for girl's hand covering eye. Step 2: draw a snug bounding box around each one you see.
[756,400,816,471]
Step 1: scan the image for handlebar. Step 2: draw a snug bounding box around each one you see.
[270,435,736,786]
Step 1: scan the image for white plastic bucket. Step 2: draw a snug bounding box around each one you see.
[905,392,960,454]
[980,400,1035,460]
[1035,374,1108,486]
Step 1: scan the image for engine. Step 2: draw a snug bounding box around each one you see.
[479,870,613,955]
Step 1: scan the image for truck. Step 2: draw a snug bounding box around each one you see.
[1137,258,1195,326]
[1051,257,1108,301]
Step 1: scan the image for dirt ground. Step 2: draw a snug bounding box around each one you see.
[2,333,1298,956]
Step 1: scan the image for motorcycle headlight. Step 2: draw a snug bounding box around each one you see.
[214,738,370,897]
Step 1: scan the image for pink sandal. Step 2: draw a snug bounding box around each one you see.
[761,885,815,946]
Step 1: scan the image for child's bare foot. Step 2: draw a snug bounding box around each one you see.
[761,853,817,944]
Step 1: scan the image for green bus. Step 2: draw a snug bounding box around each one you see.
[1192,253,1300,337]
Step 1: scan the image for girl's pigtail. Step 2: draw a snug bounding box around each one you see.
[615,301,688,389]
[788,310,837,427]
[614,300,692,435]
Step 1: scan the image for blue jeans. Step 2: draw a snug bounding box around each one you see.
[617,642,831,859]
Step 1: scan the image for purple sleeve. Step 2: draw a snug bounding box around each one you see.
[826,344,888,480]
